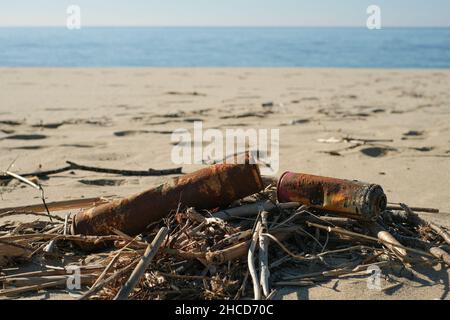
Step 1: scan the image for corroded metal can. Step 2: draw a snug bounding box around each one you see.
[277,172,387,220]
[71,160,263,236]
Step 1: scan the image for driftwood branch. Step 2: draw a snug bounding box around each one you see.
[65,161,182,177]
[0,161,182,182]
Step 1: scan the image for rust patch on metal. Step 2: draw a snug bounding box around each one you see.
[71,160,263,236]
[277,172,386,220]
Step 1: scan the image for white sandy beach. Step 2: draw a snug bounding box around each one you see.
[1,68,449,299]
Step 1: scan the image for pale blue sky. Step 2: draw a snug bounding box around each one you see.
[1,0,449,27]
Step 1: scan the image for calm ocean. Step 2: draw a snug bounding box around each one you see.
[0,27,449,68]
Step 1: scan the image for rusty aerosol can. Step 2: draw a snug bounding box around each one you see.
[277,172,387,220]
[71,158,263,236]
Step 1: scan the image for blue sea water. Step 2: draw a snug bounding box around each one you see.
[0,27,449,68]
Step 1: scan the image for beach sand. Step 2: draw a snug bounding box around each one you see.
[1,68,449,299]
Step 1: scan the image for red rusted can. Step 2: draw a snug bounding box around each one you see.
[277,172,386,220]
[71,160,263,236]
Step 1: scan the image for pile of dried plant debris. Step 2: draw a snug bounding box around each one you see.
[1,181,449,300]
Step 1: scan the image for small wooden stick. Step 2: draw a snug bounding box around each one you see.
[66,161,182,176]
[429,223,450,246]
[3,171,53,222]
[276,202,301,210]
[248,221,261,300]
[205,227,296,264]
[63,214,69,235]
[394,233,450,266]
[206,241,249,264]
[0,211,64,221]
[0,279,66,297]
[386,204,439,213]
[0,197,108,214]
[2,274,97,287]
[213,201,276,221]
[0,239,33,259]
[398,203,450,245]
[187,207,225,226]
[214,229,252,248]
[92,236,139,289]
[114,227,168,300]
[0,266,105,281]
[155,272,211,281]
[282,261,390,281]
[367,223,409,261]
[259,211,270,297]
[78,258,140,300]
[429,247,450,265]
[0,233,127,243]
[233,270,249,300]
[44,214,68,254]
[307,222,434,259]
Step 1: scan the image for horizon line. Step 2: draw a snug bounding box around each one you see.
[1,25,450,28]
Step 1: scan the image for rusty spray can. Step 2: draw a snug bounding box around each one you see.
[71,156,263,236]
[277,172,387,220]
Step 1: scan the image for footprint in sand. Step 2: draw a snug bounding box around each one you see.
[60,144,96,148]
[281,119,311,126]
[402,130,425,140]
[8,145,46,150]
[32,122,65,129]
[220,111,271,119]
[78,179,126,186]
[183,118,203,123]
[0,120,23,126]
[2,134,47,140]
[404,130,423,136]
[114,130,172,137]
[165,91,207,97]
[114,130,149,137]
[360,147,395,158]
[411,146,434,152]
